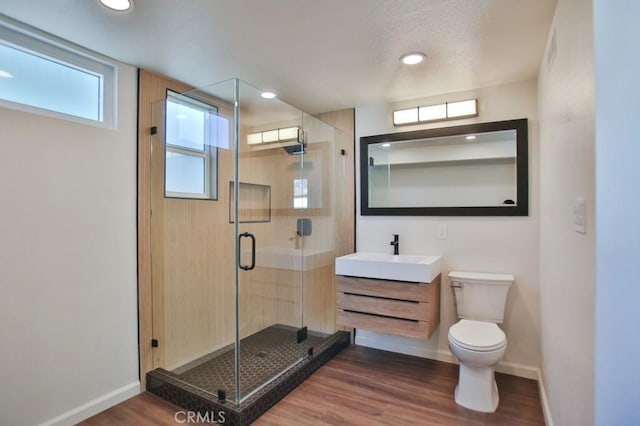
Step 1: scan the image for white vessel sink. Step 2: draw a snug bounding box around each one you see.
[335,252,441,283]
[253,247,333,271]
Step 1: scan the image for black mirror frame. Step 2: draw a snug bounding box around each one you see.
[360,118,529,216]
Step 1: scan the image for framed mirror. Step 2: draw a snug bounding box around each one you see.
[360,118,528,216]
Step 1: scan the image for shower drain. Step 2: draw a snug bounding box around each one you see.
[255,351,268,358]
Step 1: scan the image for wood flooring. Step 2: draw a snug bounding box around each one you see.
[80,345,545,425]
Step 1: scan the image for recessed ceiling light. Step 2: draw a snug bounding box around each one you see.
[465,135,476,140]
[261,91,276,99]
[99,0,133,11]
[400,52,426,65]
[0,70,13,78]
[381,143,391,148]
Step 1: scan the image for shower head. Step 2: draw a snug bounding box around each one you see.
[283,143,306,155]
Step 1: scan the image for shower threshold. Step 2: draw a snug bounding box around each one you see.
[147,325,350,425]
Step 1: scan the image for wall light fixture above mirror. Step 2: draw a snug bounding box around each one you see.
[393,99,478,126]
[361,118,528,216]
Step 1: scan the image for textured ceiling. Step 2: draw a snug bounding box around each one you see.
[0,0,556,114]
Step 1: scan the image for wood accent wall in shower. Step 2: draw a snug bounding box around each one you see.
[138,70,236,382]
[315,109,355,258]
[137,69,355,388]
[315,109,356,340]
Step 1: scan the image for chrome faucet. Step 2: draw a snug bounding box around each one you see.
[390,234,399,255]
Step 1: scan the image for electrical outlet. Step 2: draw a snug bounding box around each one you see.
[437,224,448,240]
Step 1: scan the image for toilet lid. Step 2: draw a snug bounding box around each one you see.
[449,319,506,352]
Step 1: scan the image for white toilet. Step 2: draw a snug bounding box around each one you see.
[448,271,513,413]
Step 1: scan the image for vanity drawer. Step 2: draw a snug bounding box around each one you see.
[336,274,440,339]
[337,293,429,321]
[337,275,432,302]
[337,310,431,340]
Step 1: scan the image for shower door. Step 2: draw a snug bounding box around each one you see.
[149,78,337,406]
[234,80,308,401]
[148,79,239,402]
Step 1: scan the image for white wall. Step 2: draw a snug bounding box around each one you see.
[354,80,541,378]
[537,0,595,425]
[594,1,640,424]
[0,63,139,424]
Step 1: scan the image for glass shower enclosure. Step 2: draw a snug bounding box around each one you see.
[146,78,346,415]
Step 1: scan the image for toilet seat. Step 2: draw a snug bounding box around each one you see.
[449,319,506,352]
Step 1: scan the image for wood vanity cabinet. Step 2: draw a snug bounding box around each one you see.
[336,274,441,339]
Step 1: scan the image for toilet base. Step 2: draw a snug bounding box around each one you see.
[454,363,499,413]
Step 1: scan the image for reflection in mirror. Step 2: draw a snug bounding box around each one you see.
[361,119,528,216]
[369,130,517,207]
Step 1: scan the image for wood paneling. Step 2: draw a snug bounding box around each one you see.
[81,346,545,426]
[315,109,355,258]
[428,274,441,330]
[152,80,237,371]
[239,264,336,337]
[337,275,433,301]
[138,70,196,387]
[230,181,272,223]
[337,274,441,339]
[138,71,237,379]
[138,72,356,387]
[235,109,355,339]
[308,109,355,340]
[337,293,429,320]
[303,264,337,334]
[337,310,431,339]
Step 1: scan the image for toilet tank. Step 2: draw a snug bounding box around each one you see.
[449,271,514,323]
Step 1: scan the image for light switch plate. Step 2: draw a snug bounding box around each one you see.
[573,198,587,234]
[437,224,448,240]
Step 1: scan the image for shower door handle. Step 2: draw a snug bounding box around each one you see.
[238,232,256,271]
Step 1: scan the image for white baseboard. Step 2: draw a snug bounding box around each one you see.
[536,370,554,426]
[39,381,140,426]
[495,361,539,380]
[356,331,553,424]
[356,332,539,379]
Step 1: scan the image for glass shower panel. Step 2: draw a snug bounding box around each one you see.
[235,80,308,401]
[149,78,341,407]
[298,114,341,334]
[149,78,238,401]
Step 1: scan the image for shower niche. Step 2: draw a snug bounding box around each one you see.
[229,182,271,223]
[144,78,348,425]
